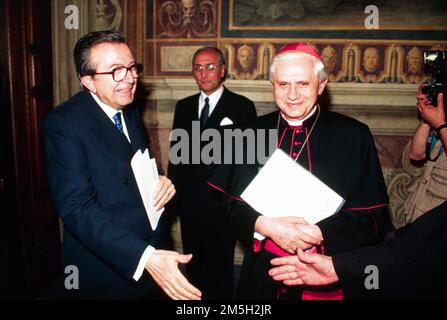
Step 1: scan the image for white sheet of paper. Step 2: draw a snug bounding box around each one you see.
[131,149,164,230]
[241,149,345,240]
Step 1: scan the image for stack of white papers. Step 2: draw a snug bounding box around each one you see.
[241,149,345,240]
[131,149,164,230]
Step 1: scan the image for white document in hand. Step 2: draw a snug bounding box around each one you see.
[240,149,345,240]
[131,149,164,230]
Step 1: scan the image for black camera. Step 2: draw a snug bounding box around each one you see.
[422,50,447,107]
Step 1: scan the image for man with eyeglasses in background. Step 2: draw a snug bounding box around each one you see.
[168,46,256,299]
[43,30,201,300]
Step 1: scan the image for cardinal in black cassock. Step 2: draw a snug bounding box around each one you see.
[208,43,391,300]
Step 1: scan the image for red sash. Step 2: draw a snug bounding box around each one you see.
[254,238,343,300]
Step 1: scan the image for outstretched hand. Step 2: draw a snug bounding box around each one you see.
[269,248,338,286]
[145,250,202,300]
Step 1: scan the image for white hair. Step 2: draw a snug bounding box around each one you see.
[269,51,327,83]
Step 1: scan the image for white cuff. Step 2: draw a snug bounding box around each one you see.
[133,245,155,281]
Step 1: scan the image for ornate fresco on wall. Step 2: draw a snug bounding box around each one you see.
[95,0,125,31]
[223,42,443,83]
[151,40,445,83]
[143,1,447,82]
[229,0,447,30]
[155,0,217,38]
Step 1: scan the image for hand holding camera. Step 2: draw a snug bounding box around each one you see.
[418,51,447,130]
[421,51,447,108]
[418,86,445,130]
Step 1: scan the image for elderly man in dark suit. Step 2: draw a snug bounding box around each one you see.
[168,46,257,299]
[43,30,201,300]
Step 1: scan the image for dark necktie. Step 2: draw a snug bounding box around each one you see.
[200,97,210,127]
[113,112,124,134]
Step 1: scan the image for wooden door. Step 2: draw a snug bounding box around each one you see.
[1,0,60,298]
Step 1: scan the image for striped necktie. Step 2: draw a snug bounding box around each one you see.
[113,112,124,134]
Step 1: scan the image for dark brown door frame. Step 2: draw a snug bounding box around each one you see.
[0,0,21,299]
[1,0,60,298]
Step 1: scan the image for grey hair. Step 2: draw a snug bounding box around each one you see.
[269,51,327,83]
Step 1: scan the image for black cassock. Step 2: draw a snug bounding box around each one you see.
[209,108,391,299]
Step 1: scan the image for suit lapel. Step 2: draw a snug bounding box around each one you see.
[192,94,201,122]
[81,92,133,157]
[123,106,146,154]
[203,87,229,129]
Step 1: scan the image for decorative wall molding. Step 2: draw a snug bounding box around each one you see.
[142,78,418,104]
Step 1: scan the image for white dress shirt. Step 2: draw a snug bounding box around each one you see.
[198,85,224,119]
[90,93,131,143]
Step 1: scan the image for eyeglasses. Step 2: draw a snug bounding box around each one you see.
[193,63,220,72]
[90,63,143,82]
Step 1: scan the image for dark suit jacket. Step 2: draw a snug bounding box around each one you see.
[168,86,257,221]
[334,201,447,299]
[43,91,164,299]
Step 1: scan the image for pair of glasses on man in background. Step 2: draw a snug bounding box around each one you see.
[193,63,221,72]
[90,63,143,82]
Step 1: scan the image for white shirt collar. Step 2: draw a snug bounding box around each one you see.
[90,92,121,119]
[281,105,317,126]
[90,92,130,142]
[198,85,224,118]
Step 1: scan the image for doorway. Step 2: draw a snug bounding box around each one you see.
[0,0,60,298]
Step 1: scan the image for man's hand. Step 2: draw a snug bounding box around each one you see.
[255,216,323,253]
[269,248,338,286]
[145,249,202,300]
[152,176,176,210]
